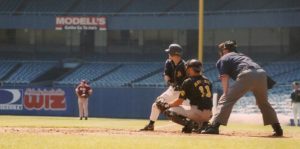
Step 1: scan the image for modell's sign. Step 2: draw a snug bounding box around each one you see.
[55,16,107,30]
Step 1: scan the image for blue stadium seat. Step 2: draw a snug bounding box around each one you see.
[132,72,165,88]
[4,61,56,84]
[56,63,119,85]
[91,63,162,87]
[0,61,18,79]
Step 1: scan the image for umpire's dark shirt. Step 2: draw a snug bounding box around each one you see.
[216,52,261,80]
[164,59,186,88]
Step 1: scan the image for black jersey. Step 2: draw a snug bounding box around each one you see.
[179,75,213,110]
[164,59,187,89]
[291,90,300,103]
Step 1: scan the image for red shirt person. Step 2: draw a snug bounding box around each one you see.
[75,80,93,120]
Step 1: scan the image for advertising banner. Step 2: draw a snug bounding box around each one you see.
[0,87,76,116]
[0,89,23,111]
[0,87,164,118]
[55,16,107,30]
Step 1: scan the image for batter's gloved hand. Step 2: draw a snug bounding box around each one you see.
[156,101,170,112]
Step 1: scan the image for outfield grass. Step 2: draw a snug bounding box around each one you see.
[0,115,299,149]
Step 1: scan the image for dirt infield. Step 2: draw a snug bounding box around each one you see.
[1,126,299,138]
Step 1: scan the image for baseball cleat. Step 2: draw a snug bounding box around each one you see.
[271,123,283,137]
[182,125,193,133]
[272,131,283,137]
[80,117,83,120]
[193,122,210,134]
[140,124,154,131]
[85,117,88,120]
[201,126,219,134]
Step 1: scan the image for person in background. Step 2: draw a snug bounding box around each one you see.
[75,80,93,120]
[291,81,300,126]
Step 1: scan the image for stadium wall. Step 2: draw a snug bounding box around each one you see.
[1,10,300,30]
[0,87,164,118]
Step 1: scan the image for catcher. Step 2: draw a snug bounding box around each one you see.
[75,80,93,120]
[157,59,213,133]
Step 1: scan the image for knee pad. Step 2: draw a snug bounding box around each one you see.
[164,110,189,126]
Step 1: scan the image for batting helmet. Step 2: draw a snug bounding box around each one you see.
[186,59,202,73]
[165,44,183,56]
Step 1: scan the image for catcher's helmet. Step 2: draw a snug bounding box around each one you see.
[165,44,183,56]
[186,59,202,72]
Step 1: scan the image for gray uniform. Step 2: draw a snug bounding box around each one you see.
[213,52,279,125]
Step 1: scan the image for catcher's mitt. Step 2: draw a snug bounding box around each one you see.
[156,101,170,112]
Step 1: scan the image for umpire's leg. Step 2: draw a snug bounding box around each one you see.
[252,70,279,125]
[212,71,252,125]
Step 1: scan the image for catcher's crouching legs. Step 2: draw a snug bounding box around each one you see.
[164,110,194,133]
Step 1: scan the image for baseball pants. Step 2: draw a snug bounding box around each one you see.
[78,97,89,118]
[149,86,189,121]
[169,105,212,123]
[212,69,279,125]
[292,102,300,126]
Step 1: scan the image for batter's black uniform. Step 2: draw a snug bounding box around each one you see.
[149,59,187,121]
[164,59,187,90]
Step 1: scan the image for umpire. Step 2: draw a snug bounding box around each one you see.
[202,40,283,136]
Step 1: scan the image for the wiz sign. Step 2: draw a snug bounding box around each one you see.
[24,88,66,111]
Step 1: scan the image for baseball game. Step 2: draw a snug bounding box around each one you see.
[0,0,300,148]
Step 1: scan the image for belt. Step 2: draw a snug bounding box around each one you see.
[240,66,261,73]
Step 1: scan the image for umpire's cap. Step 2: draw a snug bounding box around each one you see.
[186,59,202,73]
[219,40,237,52]
[165,43,183,56]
